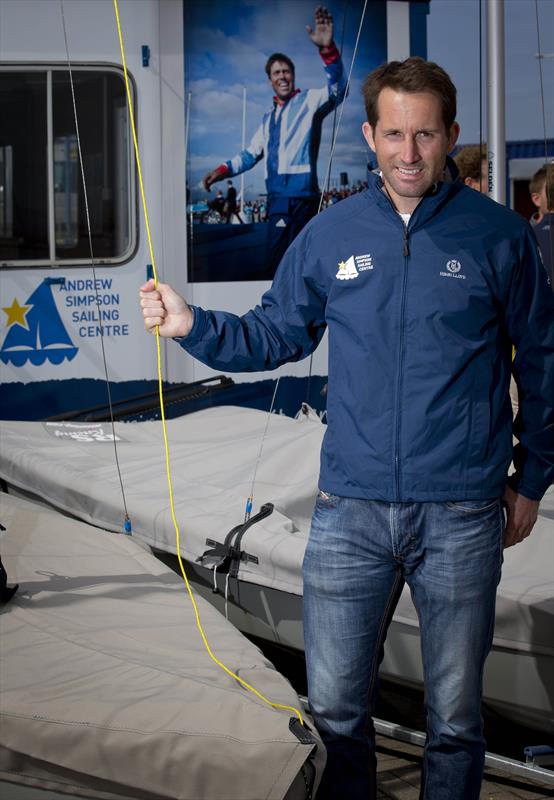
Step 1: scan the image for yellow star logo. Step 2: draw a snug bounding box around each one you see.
[3,298,32,330]
[337,260,346,270]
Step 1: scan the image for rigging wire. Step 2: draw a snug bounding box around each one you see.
[319,0,351,204]
[306,0,350,409]
[533,0,554,285]
[248,3,368,508]
[317,0,369,216]
[59,0,131,532]
[111,0,304,726]
[244,377,281,521]
[533,0,552,163]
[184,89,196,382]
[479,0,484,191]
[304,0,369,405]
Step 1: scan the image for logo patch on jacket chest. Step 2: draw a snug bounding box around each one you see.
[440,259,466,280]
[336,254,373,280]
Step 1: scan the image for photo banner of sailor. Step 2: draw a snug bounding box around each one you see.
[184,0,388,282]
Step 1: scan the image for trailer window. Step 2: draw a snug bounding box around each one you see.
[0,68,135,267]
[0,73,49,260]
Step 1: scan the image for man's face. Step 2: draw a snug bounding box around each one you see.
[269,61,295,102]
[362,88,460,213]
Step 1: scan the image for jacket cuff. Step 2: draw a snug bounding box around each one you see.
[209,163,230,181]
[319,42,340,65]
[218,162,232,177]
[506,471,548,501]
[172,306,207,348]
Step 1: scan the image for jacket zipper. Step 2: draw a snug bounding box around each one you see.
[394,224,410,500]
[380,186,423,500]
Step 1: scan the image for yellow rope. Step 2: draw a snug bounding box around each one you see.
[112,0,303,726]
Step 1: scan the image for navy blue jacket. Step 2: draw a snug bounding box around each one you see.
[179,162,554,502]
[534,211,554,287]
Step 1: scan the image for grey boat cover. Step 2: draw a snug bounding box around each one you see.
[0,492,324,800]
[1,406,553,727]
[0,408,323,597]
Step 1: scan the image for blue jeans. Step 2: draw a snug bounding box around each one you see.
[303,495,504,800]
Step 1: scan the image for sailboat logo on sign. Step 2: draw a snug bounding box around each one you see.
[1,280,78,367]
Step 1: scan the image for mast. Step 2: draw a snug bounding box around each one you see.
[486,0,506,204]
[240,86,246,215]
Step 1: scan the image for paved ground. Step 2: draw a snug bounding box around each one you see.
[375,736,554,799]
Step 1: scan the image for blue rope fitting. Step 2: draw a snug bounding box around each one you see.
[124,517,132,535]
[245,497,253,520]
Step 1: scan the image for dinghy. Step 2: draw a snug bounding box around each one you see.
[0,406,552,736]
[0,491,324,800]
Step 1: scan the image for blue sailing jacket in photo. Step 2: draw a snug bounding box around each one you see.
[225,47,346,199]
[179,160,554,503]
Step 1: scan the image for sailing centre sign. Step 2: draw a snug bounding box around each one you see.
[1,276,130,369]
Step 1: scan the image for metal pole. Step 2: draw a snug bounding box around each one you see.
[297,695,554,786]
[240,86,246,216]
[486,0,506,204]
[46,70,56,263]
[372,718,554,786]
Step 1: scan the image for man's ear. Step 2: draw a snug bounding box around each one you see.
[362,121,376,151]
[447,122,460,151]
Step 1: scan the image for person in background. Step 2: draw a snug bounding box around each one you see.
[140,57,554,800]
[511,164,553,416]
[206,189,225,221]
[454,143,488,192]
[529,165,548,226]
[223,180,243,224]
[202,6,346,274]
[533,163,554,286]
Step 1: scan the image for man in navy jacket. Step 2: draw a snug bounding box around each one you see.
[140,58,554,800]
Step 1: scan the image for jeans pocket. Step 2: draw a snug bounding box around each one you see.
[445,498,500,514]
[315,490,341,509]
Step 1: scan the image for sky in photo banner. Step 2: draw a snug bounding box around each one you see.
[185,0,554,202]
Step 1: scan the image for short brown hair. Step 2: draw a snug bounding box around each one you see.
[265,53,295,78]
[529,166,546,197]
[545,164,554,211]
[531,165,554,211]
[454,145,487,182]
[362,57,457,132]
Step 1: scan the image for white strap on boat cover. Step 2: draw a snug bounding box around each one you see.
[0,493,324,800]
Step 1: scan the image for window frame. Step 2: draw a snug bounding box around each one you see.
[0,63,137,269]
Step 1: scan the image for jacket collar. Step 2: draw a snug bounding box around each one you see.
[273,88,301,107]
[365,156,462,227]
